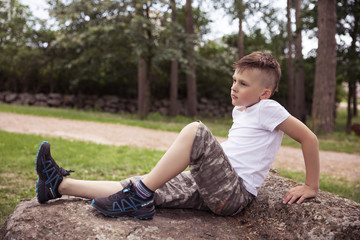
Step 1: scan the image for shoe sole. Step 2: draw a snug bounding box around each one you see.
[35,141,48,177]
[35,141,48,204]
[91,200,155,220]
[36,179,48,204]
[36,179,41,203]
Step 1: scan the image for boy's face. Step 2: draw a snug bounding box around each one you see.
[231,69,271,107]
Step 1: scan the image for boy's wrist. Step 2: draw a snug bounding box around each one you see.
[305,183,319,193]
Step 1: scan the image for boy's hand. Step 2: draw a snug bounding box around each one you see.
[282,185,318,205]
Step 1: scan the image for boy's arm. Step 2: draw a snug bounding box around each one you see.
[276,116,320,205]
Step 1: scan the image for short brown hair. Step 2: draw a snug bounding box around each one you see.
[233,51,281,94]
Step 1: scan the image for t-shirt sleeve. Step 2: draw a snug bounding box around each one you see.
[259,100,290,131]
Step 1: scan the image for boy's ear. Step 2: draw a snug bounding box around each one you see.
[260,89,272,100]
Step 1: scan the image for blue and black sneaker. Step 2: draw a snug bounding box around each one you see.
[92,181,155,220]
[35,141,74,204]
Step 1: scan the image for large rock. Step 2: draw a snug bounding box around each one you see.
[48,93,63,107]
[4,93,18,103]
[18,93,35,105]
[1,171,359,240]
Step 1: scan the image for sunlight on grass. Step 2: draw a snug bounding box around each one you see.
[278,169,360,203]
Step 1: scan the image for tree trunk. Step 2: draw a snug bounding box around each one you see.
[137,57,150,119]
[237,0,244,59]
[185,0,197,117]
[286,0,294,114]
[136,2,152,119]
[49,58,55,93]
[350,3,359,118]
[346,82,353,134]
[345,0,359,130]
[311,0,337,133]
[294,0,306,122]
[354,82,358,117]
[169,0,179,117]
[169,60,179,116]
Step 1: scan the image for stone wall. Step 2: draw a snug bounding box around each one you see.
[0,92,233,117]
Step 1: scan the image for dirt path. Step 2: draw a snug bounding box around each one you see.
[1,112,359,181]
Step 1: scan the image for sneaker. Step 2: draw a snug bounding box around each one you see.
[92,181,155,220]
[35,141,74,203]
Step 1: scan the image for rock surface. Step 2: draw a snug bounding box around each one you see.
[1,171,360,240]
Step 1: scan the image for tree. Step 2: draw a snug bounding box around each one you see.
[196,40,235,102]
[185,0,197,117]
[47,0,137,96]
[135,2,153,119]
[169,0,179,116]
[312,0,337,133]
[294,0,306,122]
[0,0,34,92]
[236,0,244,59]
[337,0,360,133]
[286,0,295,114]
[217,0,245,59]
[137,56,150,119]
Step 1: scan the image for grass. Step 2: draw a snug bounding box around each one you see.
[278,169,360,203]
[1,103,359,154]
[281,109,360,154]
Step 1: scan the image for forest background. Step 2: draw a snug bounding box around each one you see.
[0,0,359,134]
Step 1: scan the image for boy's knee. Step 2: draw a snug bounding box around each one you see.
[189,121,200,129]
[187,122,200,133]
[181,122,199,137]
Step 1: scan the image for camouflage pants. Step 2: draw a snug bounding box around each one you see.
[120,122,255,216]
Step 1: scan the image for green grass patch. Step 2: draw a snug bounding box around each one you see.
[304,109,360,154]
[334,108,360,132]
[1,103,360,153]
[282,132,360,154]
[0,130,164,226]
[278,169,360,203]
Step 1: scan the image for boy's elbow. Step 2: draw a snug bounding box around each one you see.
[308,132,319,147]
[298,129,318,147]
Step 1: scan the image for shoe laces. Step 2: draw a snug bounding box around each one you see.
[59,167,75,176]
[108,181,135,201]
[46,150,74,177]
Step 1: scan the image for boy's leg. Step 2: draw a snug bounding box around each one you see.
[120,172,209,211]
[119,122,253,215]
[58,178,123,199]
[141,122,199,190]
[91,122,199,219]
[35,141,124,203]
[189,122,255,216]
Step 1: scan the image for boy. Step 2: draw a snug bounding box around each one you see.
[35,51,320,220]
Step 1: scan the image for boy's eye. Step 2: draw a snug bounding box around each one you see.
[240,81,247,86]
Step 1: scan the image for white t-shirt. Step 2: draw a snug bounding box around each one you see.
[221,99,290,196]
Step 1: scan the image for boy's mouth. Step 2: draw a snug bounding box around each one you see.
[231,94,238,99]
